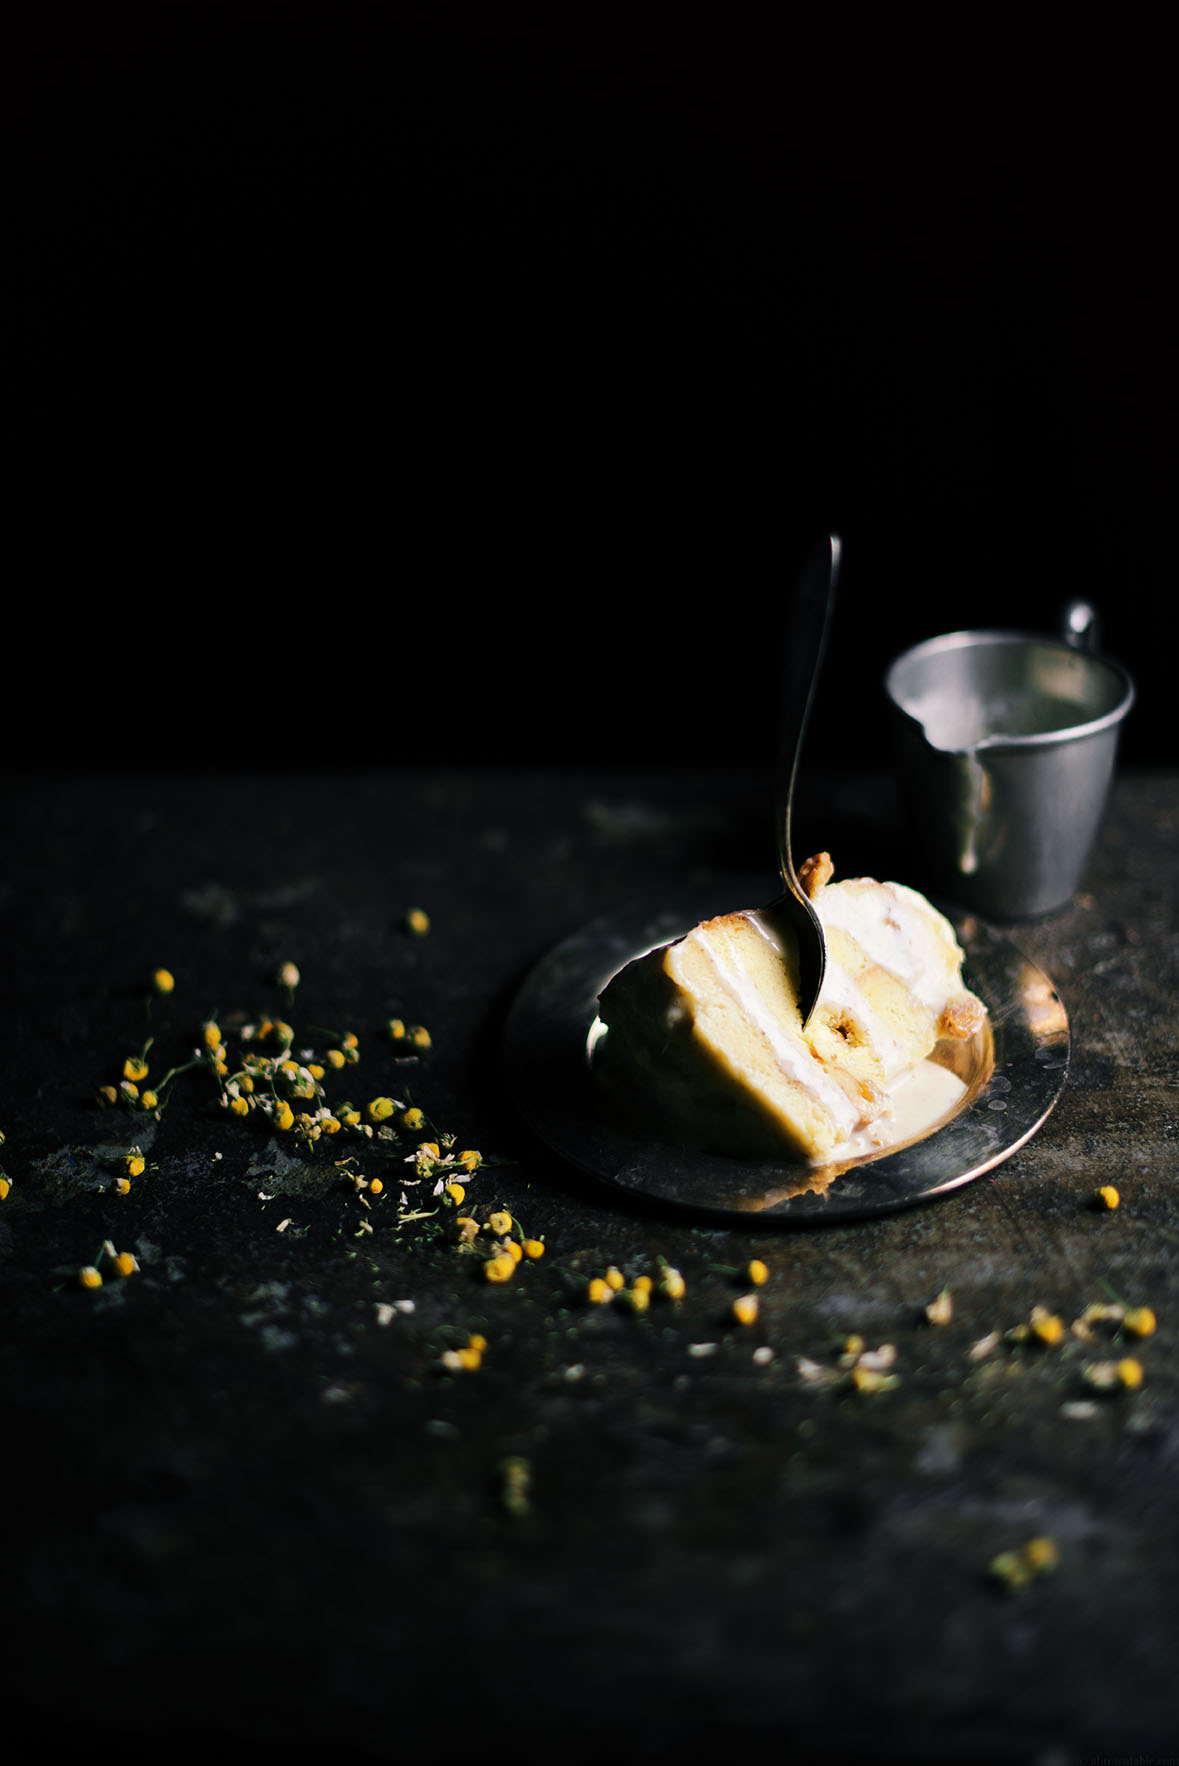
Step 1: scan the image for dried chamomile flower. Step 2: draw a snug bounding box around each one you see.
[659,1265,686,1301]
[990,1535,1058,1592]
[924,1287,953,1325]
[500,1455,532,1518]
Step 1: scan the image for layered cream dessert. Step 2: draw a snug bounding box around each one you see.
[595,853,987,1164]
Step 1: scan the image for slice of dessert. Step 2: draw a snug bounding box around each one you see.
[595,854,986,1163]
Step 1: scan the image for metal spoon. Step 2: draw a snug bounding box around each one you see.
[771,533,841,1027]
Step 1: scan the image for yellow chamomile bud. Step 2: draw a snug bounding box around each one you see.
[388,1018,407,1041]
[523,1239,545,1260]
[401,1107,425,1132]
[139,1090,158,1112]
[0,1176,11,1201]
[114,1251,138,1278]
[604,1266,625,1291]
[1029,1306,1065,1346]
[1123,1306,1156,1337]
[457,1150,481,1172]
[660,1267,686,1301]
[229,1095,250,1118]
[114,1177,131,1195]
[123,1056,149,1084]
[586,1277,611,1305]
[1117,1356,1145,1389]
[79,1265,103,1290]
[123,1153,146,1178]
[487,1211,513,1237]
[274,1103,295,1132]
[152,968,175,994]
[1095,1184,1120,1211]
[277,961,300,991]
[406,907,430,936]
[732,1293,759,1326]
[410,1025,432,1051]
[748,1259,769,1287]
[484,1252,516,1283]
[203,1021,222,1051]
[444,1182,466,1205]
[325,1048,347,1070]
[95,1085,119,1108]
[366,1097,396,1123]
[1022,1536,1059,1574]
[368,1177,383,1195]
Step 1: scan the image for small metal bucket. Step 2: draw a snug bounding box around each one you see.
[885,603,1136,919]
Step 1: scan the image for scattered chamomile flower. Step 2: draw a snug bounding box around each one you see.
[1082,1357,1145,1391]
[500,1455,532,1518]
[925,1286,953,1326]
[990,1536,1059,1592]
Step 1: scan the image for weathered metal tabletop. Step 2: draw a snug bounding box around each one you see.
[2,764,1175,1763]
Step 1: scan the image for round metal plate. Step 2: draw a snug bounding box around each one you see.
[503,881,1070,1225]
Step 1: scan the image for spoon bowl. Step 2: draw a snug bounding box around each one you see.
[771,535,841,1025]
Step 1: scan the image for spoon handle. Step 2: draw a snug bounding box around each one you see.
[776,534,841,884]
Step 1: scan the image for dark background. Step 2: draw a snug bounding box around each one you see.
[15,24,1171,775]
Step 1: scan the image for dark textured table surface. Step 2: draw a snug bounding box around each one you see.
[3,764,1176,1765]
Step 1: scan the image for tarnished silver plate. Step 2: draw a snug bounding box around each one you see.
[503,883,1069,1225]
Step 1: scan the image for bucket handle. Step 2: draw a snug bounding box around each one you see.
[1062,599,1100,652]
